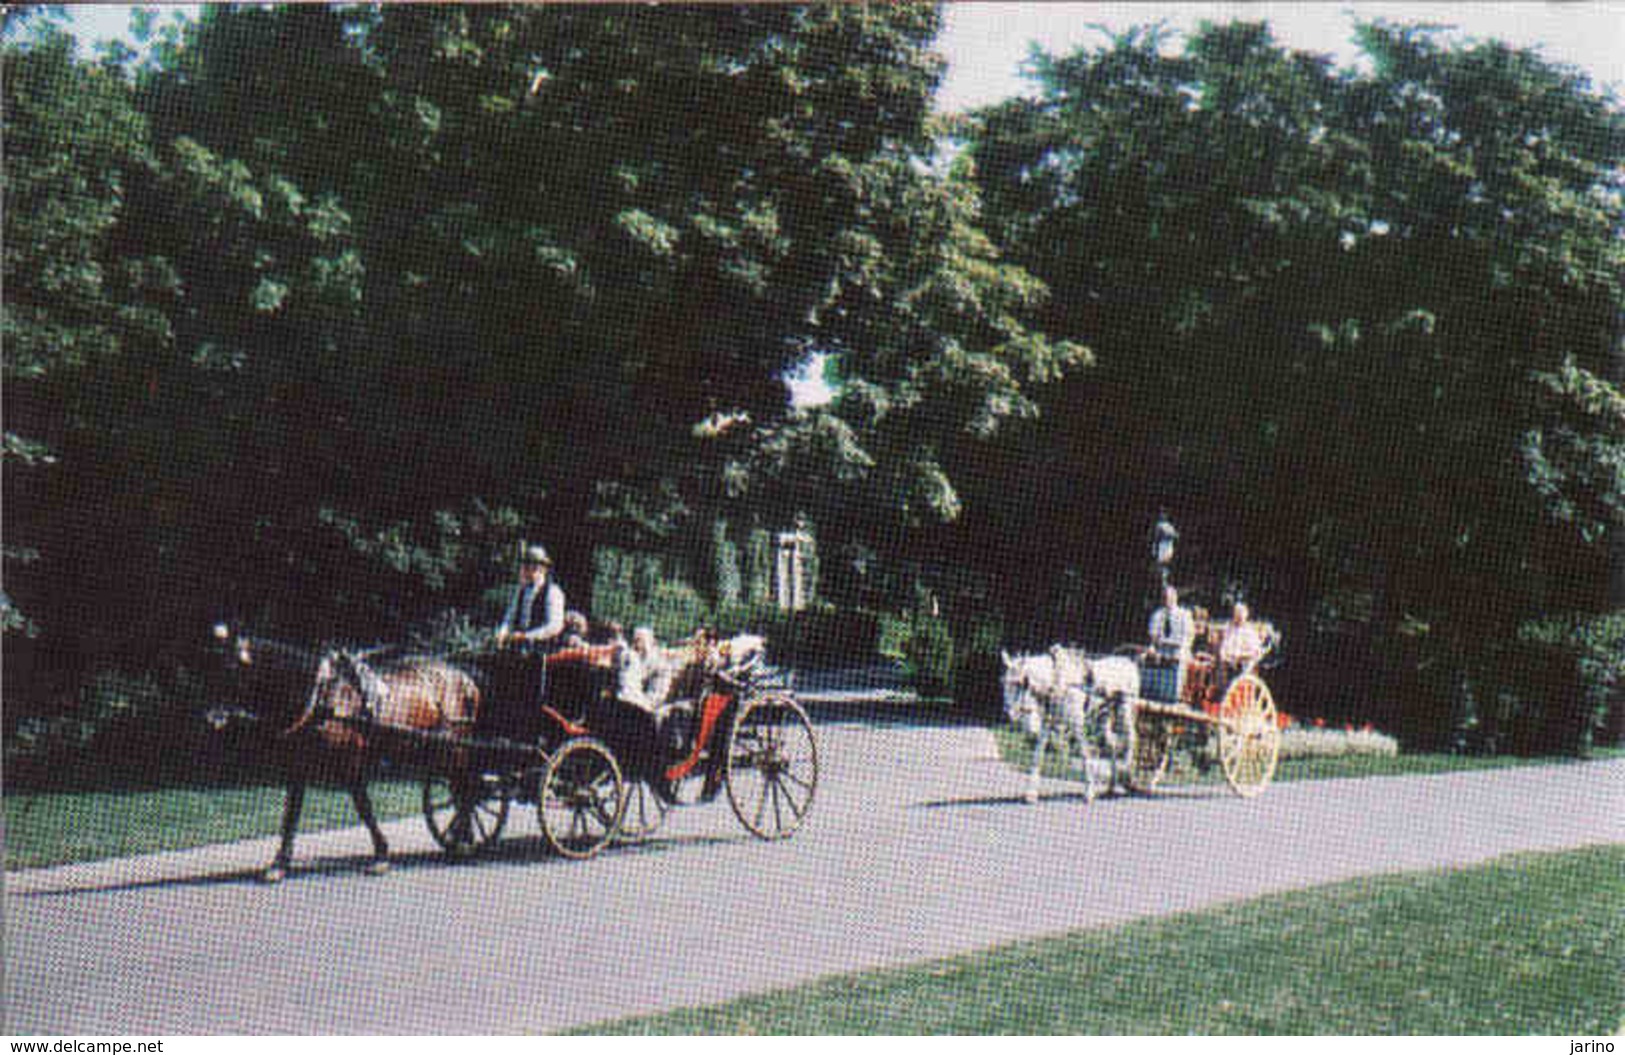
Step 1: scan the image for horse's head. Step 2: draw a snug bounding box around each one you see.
[204,624,326,735]
[1000,651,1050,736]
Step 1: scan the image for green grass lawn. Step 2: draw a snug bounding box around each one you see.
[3,780,423,871]
[585,844,1625,1035]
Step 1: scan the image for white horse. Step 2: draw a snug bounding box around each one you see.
[1001,646,1140,804]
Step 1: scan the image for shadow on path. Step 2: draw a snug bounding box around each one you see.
[11,829,751,900]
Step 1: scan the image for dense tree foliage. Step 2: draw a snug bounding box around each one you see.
[4,7,1621,757]
[966,21,1625,749]
[3,5,1075,689]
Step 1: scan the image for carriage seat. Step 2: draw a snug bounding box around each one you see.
[544,645,618,721]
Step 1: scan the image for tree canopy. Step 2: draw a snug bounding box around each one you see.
[4,4,1077,664]
[4,7,1622,755]
[966,19,1625,748]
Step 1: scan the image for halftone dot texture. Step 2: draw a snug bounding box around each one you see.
[9,0,1625,1039]
[8,726,1623,1032]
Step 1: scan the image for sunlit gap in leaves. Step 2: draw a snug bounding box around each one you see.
[785,350,837,410]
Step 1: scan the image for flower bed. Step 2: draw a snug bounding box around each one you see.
[1277,723,1400,760]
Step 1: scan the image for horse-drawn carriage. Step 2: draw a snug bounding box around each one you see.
[1001,620,1282,802]
[1121,622,1282,797]
[210,625,818,879]
[428,635,820,861]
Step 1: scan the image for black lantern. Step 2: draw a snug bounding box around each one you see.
[1152,511,1178,580]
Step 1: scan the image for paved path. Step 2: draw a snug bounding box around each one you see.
[6,718,1622,1035]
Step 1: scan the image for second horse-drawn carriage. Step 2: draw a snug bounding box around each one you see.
[1002,617,1282,803]
[1120,620,1282,797]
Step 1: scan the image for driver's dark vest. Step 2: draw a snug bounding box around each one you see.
[510,580,563,634]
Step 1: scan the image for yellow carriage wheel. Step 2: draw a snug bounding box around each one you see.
[537,737,624,859]
[1216,673,1280,797]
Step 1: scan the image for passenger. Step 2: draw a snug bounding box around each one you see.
[598,619,625,645]
[562,610,591,649]
[618,626,674,711]
[1219,602,1266,673]
[590,625,674,784]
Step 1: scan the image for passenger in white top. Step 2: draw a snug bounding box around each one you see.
[1219,602,1265,670]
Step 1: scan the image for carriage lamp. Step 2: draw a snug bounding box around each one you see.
[1152,513,1178,569]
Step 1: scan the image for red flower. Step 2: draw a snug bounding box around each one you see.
[1313,717,1326,728]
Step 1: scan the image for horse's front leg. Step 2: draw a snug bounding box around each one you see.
[1024,728,1048,804]
[1072,712,1101,803]
[1096,703,1121,797]
[263,780,305,884]
[349,780,391,876]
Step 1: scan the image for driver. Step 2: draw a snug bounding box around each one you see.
[1145,584,1195,703]
[493,543,567,709]
[496,543,566,653]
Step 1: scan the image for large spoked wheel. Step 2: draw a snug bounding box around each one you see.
[537,737,624,859]
[725,693,818,840]
[1216,673,1280,797]
[615,779,671,843]
[1125,710,1173,793]
[423,770,509,856]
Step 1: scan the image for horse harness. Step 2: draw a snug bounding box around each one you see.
[278,649,389,738]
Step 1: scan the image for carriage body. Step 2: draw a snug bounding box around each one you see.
[1123,624,1282,797]
[576,642,820,845]
[421,636,819,860]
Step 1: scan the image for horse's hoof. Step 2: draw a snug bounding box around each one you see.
[260,866,287,885]
[364,859,391,877]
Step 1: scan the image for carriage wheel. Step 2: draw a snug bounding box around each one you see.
[615,779,671,843]
[725,693,818,840]
[537,737,623,859]
[423,771,509,855]
[1216,673,1280,797]
[1125,711,1173,793]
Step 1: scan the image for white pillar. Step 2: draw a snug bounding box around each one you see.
[775,530,808,611]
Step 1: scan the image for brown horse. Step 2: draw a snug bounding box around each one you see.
[209,625,479,882]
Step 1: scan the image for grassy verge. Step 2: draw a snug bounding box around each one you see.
[586,844,1625,1034]
[4,780,422,871]
[992,726,1621,785]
